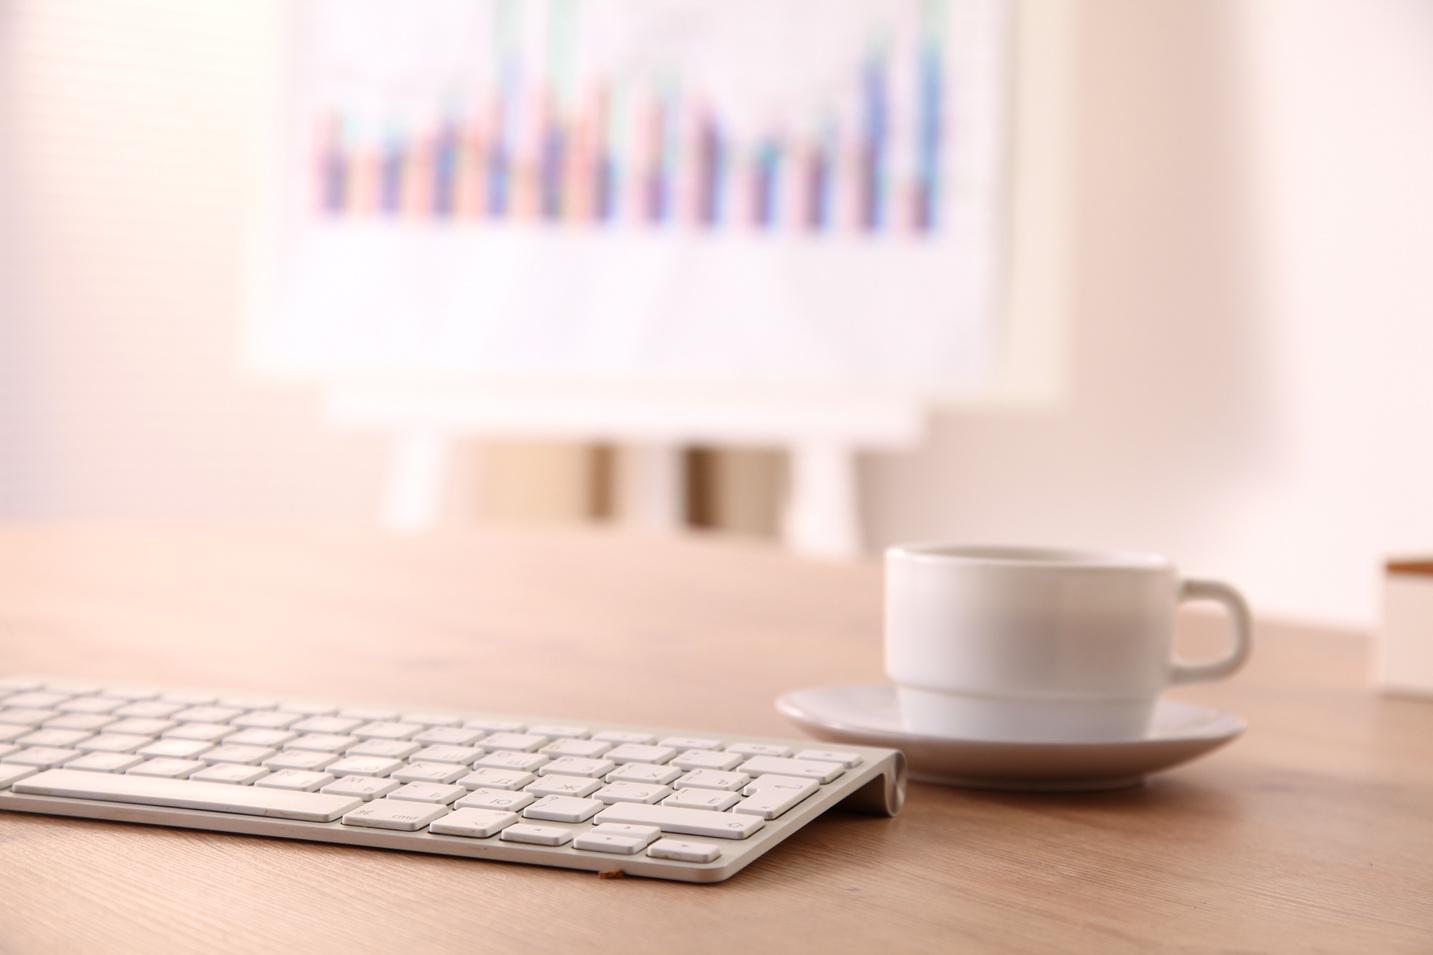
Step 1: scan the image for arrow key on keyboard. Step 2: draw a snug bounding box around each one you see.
[430,807,519,838]
[500,824,572,846]
[647,838,721,863]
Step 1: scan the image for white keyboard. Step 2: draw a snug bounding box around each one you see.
[0,676,906,883]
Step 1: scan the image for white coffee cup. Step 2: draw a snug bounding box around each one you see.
[884,544,1252,743]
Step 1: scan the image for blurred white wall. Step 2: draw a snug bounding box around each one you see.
[0,0,388,519]
[865,0,1433,627]
[2,1,1430,627]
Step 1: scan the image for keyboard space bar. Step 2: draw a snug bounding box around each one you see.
[13,770,362,823]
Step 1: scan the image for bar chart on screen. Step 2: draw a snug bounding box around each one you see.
[258,0,1010,389]
[308,0,951,240]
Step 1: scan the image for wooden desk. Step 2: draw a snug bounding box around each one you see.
[0,524,1429,953]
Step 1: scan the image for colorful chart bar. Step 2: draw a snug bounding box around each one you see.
[313,2,947,239]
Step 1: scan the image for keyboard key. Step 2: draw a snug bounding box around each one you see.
[0,764,37,789]
[500,824,571,846]
[158,690,219,706]
[523,795,603,823]
[112,701,185,719]
[341,798,449,832]
[605,744,676,765]
[606,763,684,786]
[726,742,790,758]
[735,775,820,819]
[217,695,278,711]
[63,752,143,773]
[529,725,588,739]
[324,756,402,778]
[408,745,483,766]
[172,706,244,725]
[647,838,721,863]
[0,724,29,744]
[4,747,82,769]
[736,756,844,783]
[663,789,740,811]
[454,788,535,812]
[344,739,420,760]
[137,739,213,761]
[106,718,176,737]
[593,803,766,840]
[474,751,548,773]
[43,713,118,732]
[261,750,336,772]
[594,782,671,805]
[574,825,660,855]
[16,768,360,821]
[290,716,365,735]
[402,712,462,728]
[320,775,401,801]
[592,730,655,745]
[525,775,602,798]
[591,823,661,844]
[541,739,612,759]
[538,757,614,778]
[673,770,750,792]
[43,681,100,696]
[274,701,339,717]
[412,726,485,747]
[95,687,159,702]
[0,677,43,693]
[352,721,423,741]
[744,773,821,794]
[388,782,465,805]
[462,718,525,733]
[225,728,298,748]
[255,770,334,792]
[0,743,16,759]
[430,807,519,838]
[457,768,536,791]
[3,692,70,710]
[200,744,278,766]
[285,734,358,754]
[163,723,236,743]
[231,711,300,730]
[795,749,863,768]
[337,706,399,722]
[659,737,722,752]
[0,709,58,727]
[54,697,124,715]
[670,750,744,772]
[477,732,547,753]
[392,762,467,785]
[189,763,269,785]
[17,728,93,749]
[128,758,207,779]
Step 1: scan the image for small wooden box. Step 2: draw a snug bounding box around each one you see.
[1380,559,1433,697]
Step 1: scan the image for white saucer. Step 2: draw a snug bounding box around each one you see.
[776,685,1246,792]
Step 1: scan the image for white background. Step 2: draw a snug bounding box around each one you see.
[3,0,1432,628]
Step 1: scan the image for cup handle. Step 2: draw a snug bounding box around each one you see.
[1170,579,1253,685]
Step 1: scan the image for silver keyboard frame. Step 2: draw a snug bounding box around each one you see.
[0,694,907,883]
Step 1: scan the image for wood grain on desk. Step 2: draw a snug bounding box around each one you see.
[0,523,1428,954]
